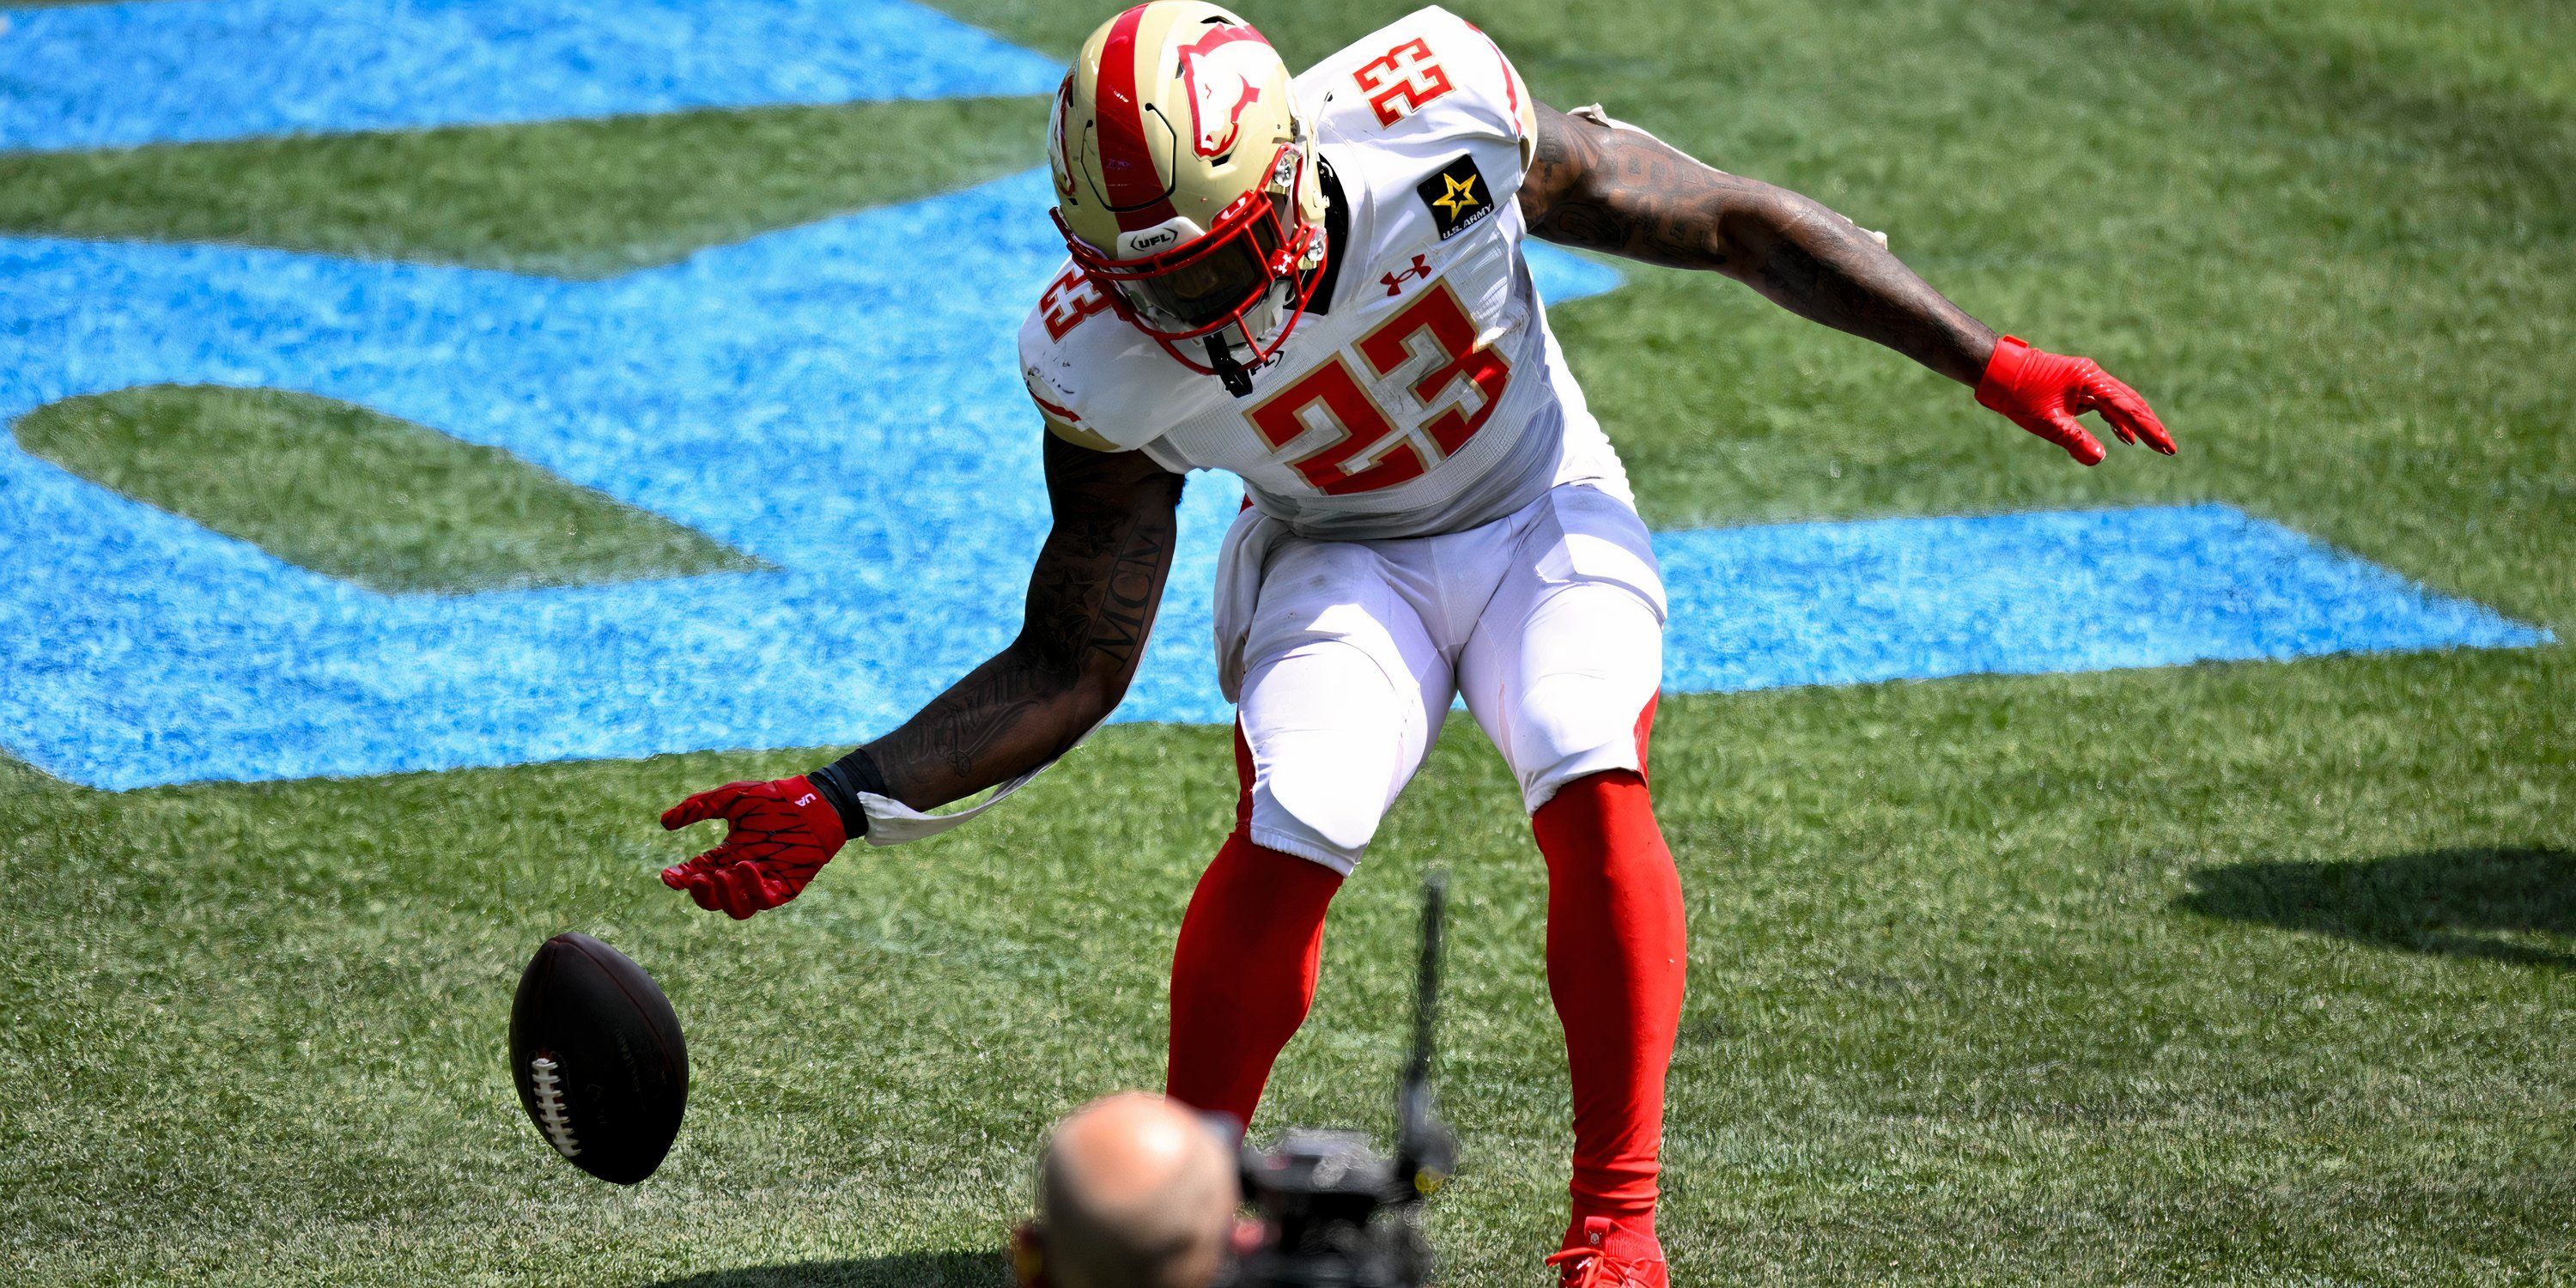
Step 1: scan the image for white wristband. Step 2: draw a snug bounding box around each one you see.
[848,711,1111,846]
[851,765,1043,846]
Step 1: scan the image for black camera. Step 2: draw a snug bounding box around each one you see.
[1219,874,1459,1288]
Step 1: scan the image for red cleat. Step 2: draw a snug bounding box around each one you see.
[1545,1218,1669,1288]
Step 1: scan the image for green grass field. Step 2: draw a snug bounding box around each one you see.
[3,0,2569,1284]
[17,386,765,593]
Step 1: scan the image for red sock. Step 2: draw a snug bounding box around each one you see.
[1166,727,1346,1126]
[1533,767,1686,1262]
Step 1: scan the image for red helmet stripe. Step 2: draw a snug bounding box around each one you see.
[1092,6,1180,232]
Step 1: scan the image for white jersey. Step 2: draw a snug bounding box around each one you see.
[1018,6,1630,541]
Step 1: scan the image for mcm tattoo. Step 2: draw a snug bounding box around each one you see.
[1519,102,1998,386]
[860,434,1184,808]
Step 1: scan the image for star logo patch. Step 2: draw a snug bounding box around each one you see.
[1416,154,1494,240]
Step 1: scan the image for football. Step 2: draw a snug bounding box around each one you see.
[507,932,690,1185]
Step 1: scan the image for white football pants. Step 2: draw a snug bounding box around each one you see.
[1228,483,1667,873]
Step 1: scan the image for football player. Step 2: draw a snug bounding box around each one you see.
[660,5,2175,1284]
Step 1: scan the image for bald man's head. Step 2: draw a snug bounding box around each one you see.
[1037,1093,1239,1288]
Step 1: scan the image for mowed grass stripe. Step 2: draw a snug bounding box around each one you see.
[0,96,1043,277]
[15,386,765,593]
[0,751,64,791]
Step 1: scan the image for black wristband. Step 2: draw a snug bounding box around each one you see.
[807,748,891,838]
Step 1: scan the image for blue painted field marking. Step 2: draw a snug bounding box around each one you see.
[1655,506,2548,696]
[0,0,1066,155]
[0,173,2544,793]
[0,4,2545,792]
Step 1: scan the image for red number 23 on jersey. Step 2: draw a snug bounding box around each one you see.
[1352,38,1454,127]
[1248,282,1510,495]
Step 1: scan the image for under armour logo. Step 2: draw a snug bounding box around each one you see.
[1380,254,1432,297]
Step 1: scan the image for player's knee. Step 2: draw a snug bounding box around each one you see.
[1512,672,1651,811]
[1249,762,1384,874]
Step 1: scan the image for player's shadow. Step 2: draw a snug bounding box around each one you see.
[641,1251,1006,1287]
[2175,846,2575,969]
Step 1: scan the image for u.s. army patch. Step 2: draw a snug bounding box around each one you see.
[1417,154,1494,240]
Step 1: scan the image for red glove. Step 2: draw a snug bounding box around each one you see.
[659,775,848,919]
[1975,335,2176,465]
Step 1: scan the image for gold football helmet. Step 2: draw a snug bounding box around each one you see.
[1048,3,1331,386]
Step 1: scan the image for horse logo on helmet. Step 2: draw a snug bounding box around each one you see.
[1176,23,1273,160]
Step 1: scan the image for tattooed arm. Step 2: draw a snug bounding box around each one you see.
[656,434,1180,916]
[1517,101,1996,385]
[1515,101,2174,459]
[846,434,1184,811]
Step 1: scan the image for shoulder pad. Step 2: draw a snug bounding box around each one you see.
[1017,264,1168,453]
[1303,7,1538,174]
